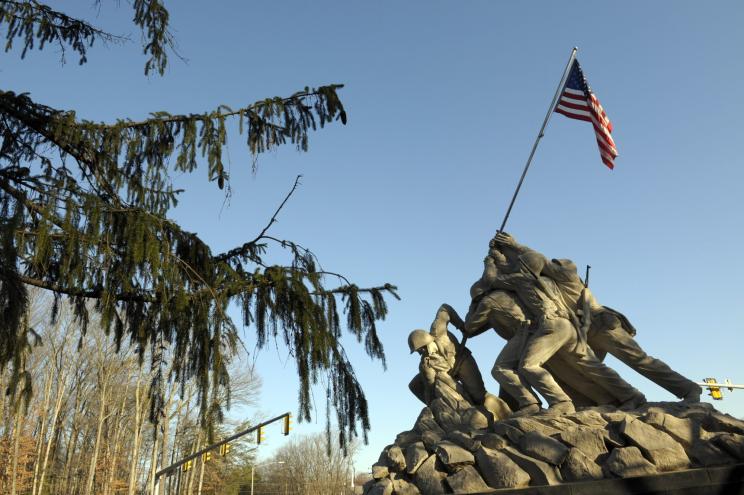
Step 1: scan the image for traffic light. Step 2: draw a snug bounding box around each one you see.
[283,414,291,436]
[704,378,723,400]
[202,451,212,463]
[182,460,193,472]
[219,443,231,456]
[257,426,265,444]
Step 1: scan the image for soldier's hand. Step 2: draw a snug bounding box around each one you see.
[493,232,516,247]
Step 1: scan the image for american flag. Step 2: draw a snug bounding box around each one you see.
[554,59,618,169]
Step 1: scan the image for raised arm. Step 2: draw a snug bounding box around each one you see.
[431,303,465,338]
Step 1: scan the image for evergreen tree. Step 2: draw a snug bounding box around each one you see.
[0,1,397,448]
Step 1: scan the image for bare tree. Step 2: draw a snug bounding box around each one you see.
[259,433,357,495]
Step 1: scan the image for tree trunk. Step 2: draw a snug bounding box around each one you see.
[84,380,108,495]
[30,372,53,495]
[10,407,22,495]
[128,376,146,495]
[147,425,159,495]
[36,368,67,495]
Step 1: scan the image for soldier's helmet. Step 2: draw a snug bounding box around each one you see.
[551,258,577,273]
[408,329,434,354]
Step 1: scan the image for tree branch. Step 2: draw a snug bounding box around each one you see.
[214,175,302,262]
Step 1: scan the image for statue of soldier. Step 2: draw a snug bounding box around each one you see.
[464,249,621,408]
[587,308,701,402]
[552,260,702,402]
[408,304,487,406]
[530,253,702,403]
[485,232,646,415]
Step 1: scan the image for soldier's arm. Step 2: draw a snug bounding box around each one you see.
[492,232,549,275]
[430,303,464,338]
[488,271,530,291]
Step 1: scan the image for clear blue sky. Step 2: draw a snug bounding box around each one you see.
[5,0,744,473]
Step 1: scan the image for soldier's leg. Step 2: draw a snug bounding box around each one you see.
[491,332,540,409]
[455,354,487,405]
[591,324,701,399]
[518,319,574,406]
[568,347,645,406]
[408,374,428,405]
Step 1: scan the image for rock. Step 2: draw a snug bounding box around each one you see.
[367,478,393,495]
[395,430,421,447]
[463,407,490,430]
[571,410,608,428]
[371,463,389,480]
[560,447,603,482]
[533,415,578,431]
[474,446,530,489]
[413,407,446,438]
[557,425,608,462]
[602,423,626,448]
[430,398,463,432]
[412,454,446,495]
[421,431,442,452]
[517,431,569,466]
[642,410,704,448]
[602,411,630,424]
[445,465,491,494]
[405,442,429,475]
[619,417,690,471]
[712,432,744,460]
[604,446,658,478]
[435,441,474,470]
[492,422,524,443]
[385,445,406,472]
[688,440,736,467]
[502,446,562,486]
[703,411,744,435]
[503,417,561,437]
[446,430,481,452]
[392,478,421,495]
[362,479,376,495]
[474,432,508,450]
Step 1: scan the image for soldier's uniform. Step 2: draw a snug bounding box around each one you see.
[488,242,644,412]
[408,306,487,406]
[546,258,701,402]
[588,307,701,400]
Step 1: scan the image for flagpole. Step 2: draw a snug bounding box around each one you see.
[498,47,578,233]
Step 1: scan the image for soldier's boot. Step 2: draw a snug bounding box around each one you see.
[681,384,702,403]
[510,403,541,418]
[619,391,647,411]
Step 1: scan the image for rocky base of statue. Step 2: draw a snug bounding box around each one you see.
[363,400,744,495]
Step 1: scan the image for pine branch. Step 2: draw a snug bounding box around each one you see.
[0,0,123,64]
[2,2,394,447]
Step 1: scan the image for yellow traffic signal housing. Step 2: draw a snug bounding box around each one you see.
[257,426,265,444]
[219,443,231,456]
[704,378,723,400]
[283,414,291,436]
[202,451,212,463]
[182,460,193,472]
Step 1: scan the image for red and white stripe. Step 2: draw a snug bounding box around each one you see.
[555,87,618,169]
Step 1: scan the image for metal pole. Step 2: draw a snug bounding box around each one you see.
[155,412,290,480]
[250,466,255,495]
[498,47,579,233]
